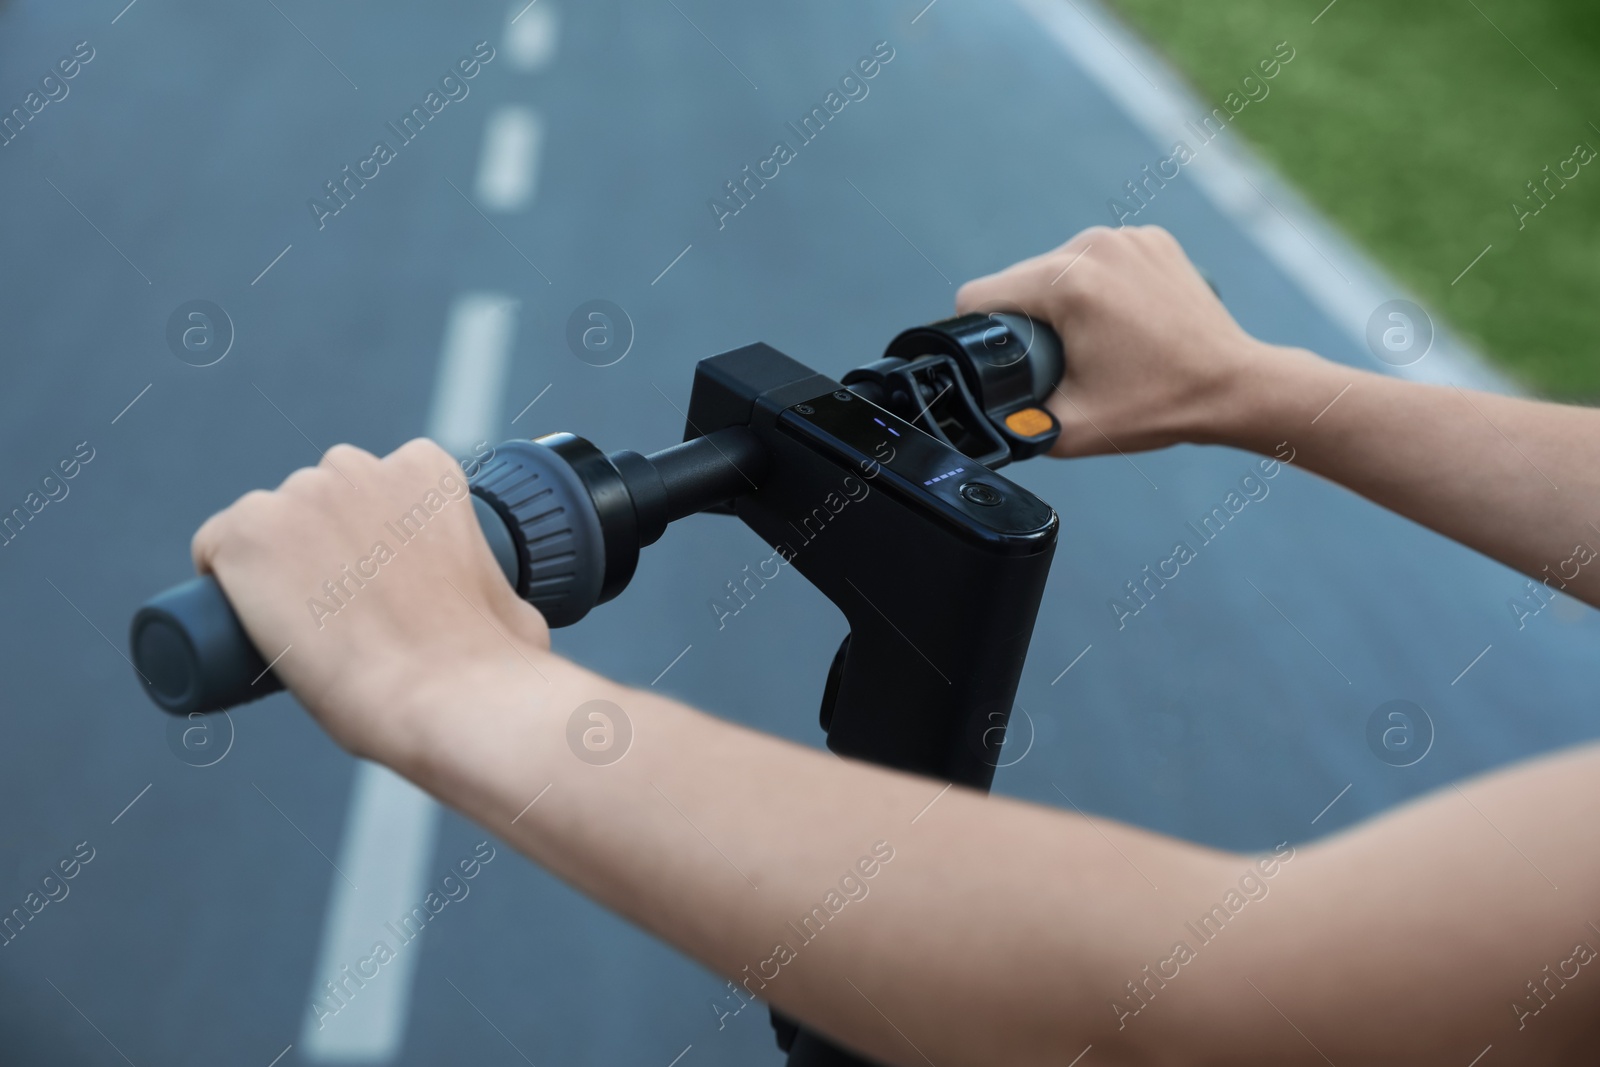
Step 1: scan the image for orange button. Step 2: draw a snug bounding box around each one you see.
[1004,407,1054,437]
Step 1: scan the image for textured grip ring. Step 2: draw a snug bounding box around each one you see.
[468,437,610,628]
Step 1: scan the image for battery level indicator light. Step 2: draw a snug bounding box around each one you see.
[922,465,966,486]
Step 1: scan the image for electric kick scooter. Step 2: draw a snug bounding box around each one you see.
[132,312,1068,1066]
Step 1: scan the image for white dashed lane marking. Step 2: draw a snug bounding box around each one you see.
[505,1,559,70]
[300,294,521,1063]
[475,106,543,213]
[301,2,553,1047]
[427,293,523,447]
[299,769,441,1062]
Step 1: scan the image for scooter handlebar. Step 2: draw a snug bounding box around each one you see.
[128,317,1065,717]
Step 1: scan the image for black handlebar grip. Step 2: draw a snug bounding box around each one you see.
[989,313,1065,404]
[131,494,522,716]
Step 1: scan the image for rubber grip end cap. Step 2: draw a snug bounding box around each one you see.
[130,575,278,716]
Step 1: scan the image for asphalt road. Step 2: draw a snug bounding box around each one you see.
[2,0,1597,1064]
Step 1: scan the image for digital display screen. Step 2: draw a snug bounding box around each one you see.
[778,391,1055,548]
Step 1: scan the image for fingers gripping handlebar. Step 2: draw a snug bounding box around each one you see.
[129,313,1064,716]
[128,432,767,715]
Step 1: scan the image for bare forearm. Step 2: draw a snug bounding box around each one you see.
[400,653,1240,1066]
[1221,347,1600,608]
[397,650,1600,1065]
[1205,742,1600,1063]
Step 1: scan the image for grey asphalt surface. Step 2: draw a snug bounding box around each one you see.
[2,0,1597,1064]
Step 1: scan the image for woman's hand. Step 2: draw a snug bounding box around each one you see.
[190,438,551,767]
[956,225,1293,456]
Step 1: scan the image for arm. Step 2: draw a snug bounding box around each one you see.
[956,225,1600,609]
[192,439,1600,1065]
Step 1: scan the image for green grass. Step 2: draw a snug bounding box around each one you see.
[1103,0,1600,398]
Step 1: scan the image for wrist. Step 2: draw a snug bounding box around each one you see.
[376,641,584,787]
[1194,341,1345,453]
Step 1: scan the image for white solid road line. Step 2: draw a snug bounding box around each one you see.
[301,294,521,1063]
[505,1,559,70]
[476,106,544,213]
[1013,0,1514,396]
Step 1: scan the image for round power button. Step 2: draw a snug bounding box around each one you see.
[959,482,1003,507]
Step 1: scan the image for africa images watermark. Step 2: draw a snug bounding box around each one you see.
[1107,40,1296,226]
[310,841,497,1030]
[709,467,875,629]
[308,41,498,230]
[1508,532,1600,630]
[1,441,96,550]
[1,840,96,950]
[1512,928,1599,1031]
[305,443,494,630]
[1112,842,1296,1030]
[1511,133,1596,231]
[1,39,96,149]
[711,422,899,629]
[708,41,897,231]
[709,840,897,1029]
[1109,442,1296,630]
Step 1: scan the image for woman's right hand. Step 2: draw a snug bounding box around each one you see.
[956,225,1299,457]
[190,438,554,769]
